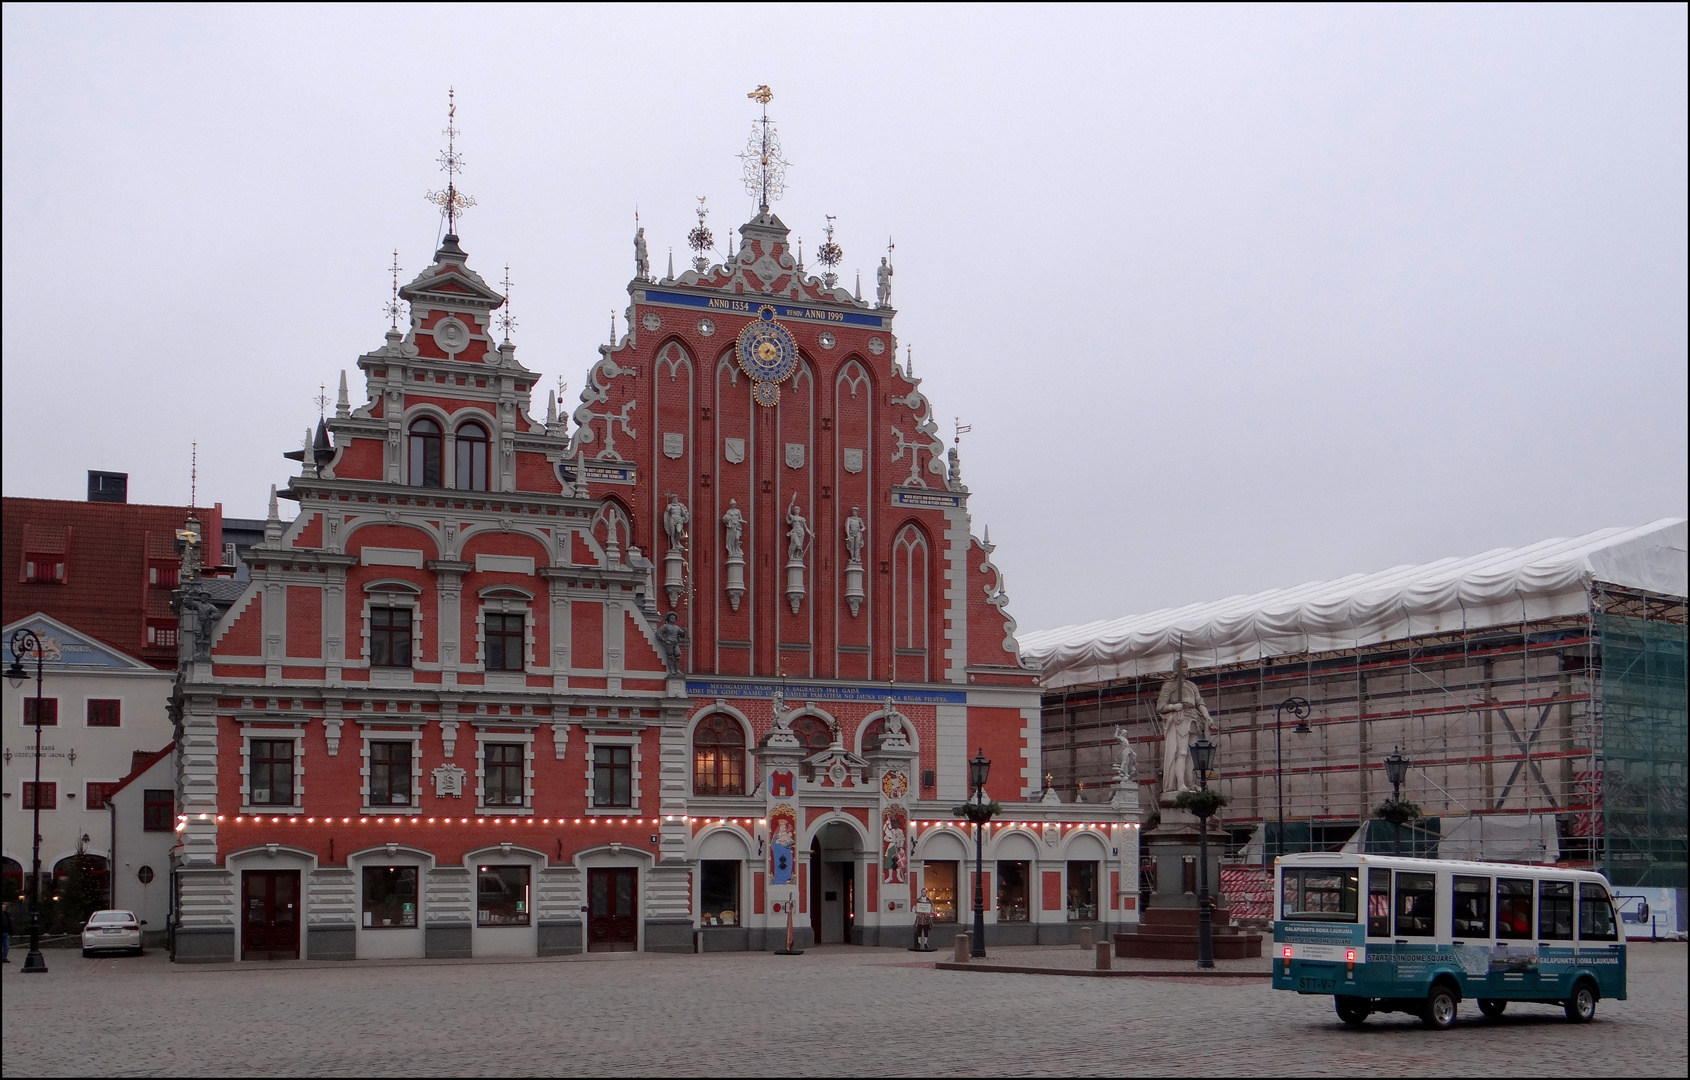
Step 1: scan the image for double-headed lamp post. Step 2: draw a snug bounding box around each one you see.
[968,749,991,959]
[1273,697,1311,863]
[7,629,50,974]
[1384,747,1409,856]
[1190,736,1218,969]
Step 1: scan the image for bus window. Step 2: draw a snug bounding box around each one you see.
[1367,869,1391,937]
[1282,868,1359,921]
[1578,883,1617,942]
[1452,875,1491,938]
[1496,879,1533,939]
[1395,871,1436,936]
[1539,880,1574,940]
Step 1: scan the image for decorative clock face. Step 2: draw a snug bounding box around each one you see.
[736,306,798,384]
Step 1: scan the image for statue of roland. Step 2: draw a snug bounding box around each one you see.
[1156,657,1213,796]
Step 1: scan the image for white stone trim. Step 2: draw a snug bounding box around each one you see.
[238,722,306,815]
[473,728,535,815]
[357,723,425,815]
[583,732,643,815]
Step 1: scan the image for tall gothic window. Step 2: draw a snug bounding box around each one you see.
[692,714,746,796]
[891,524,929,681]
[408,419,443,488]
[455,421,489,491]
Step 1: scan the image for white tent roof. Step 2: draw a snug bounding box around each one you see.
[1021,518,1688,690]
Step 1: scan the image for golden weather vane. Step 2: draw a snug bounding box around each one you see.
[738,86,789,213]
[425,87,477,235]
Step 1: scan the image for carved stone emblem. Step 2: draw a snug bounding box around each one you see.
[432,764,467,798]
[842,448,864,474]
[435,317,470,354]
[663,432,684,459]
[868,337,886,355]
[818,331,836,350]
[785,443,805,470]
[697,318,716,337]
[642,311,662,332]
[723,438,745,465]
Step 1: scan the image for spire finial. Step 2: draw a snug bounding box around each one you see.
[314,382,329,422]
[425,87,477,235]
[817,215,843,289]
[738,85,789,213]
[609,310,616,346]
[384,249,404,329]
[190,441,197,507]
[496,264,516,343]
[336,371,350,418]
[687,196,716,274]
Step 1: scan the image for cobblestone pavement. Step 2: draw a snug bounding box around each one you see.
[3,943,1684,1076]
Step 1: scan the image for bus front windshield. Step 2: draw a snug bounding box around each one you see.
[1282,867,1359,922]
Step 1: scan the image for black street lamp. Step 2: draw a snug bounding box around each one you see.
[1273,697,1311,863]
[7,629,50,974]
[1383,746,1409,856]
[1190,736,1218,970]
[968,749,991,959]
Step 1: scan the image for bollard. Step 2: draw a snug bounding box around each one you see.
[954,933,971,963]
[1077,925,1094,951]
[1095,941,1112,971]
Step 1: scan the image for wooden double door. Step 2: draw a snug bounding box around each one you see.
[587,868,638,952]
[242,869,300,960]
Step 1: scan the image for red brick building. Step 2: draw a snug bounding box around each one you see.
[172,126,1139,961]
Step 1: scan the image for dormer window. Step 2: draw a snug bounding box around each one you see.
[408,419,443,488]
[455,422,489,491]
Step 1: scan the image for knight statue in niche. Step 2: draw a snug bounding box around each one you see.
[844,508,866,565]
[663,494,690,552]
[1156,657,1213,796]
[722,499,745,559]
[655,611,689,674]
[785,497,811,562]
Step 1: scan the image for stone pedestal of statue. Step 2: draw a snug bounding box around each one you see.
[725,554,745,611]
[1113,800,1260,960]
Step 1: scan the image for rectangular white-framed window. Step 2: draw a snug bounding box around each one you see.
[583,733,642,815]
[476,591,535,676]
[240,724,306,814]
[359,724,424,815]
[473,727,535,816]
[359,585,424,677]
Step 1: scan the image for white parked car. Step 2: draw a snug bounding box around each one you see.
[81,910,145,957]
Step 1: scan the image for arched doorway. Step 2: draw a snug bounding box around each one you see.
[808,821,860,945]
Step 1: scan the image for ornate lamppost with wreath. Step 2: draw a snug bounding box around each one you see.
[1173,737,1227,969]
[952,750,999,959]
[1374,747,1420,857]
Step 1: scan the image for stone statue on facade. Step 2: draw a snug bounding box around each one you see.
[876,256,893,308]
[1157,657,1213,795]
[1113,725,1138,783]
[634,225,650,281]
[662,493,690,552]
[177,583,220,661]
[655,611,688,674]
[844,507,866,564]
[770,688,792,732]
[722,499,745,559]
[785,498,811,562]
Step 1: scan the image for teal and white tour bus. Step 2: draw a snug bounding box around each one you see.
[1272,852,1626,1029]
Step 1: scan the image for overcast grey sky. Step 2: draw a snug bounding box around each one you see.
[4,4,1685,634]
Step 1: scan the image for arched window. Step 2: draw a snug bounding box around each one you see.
[791,714,834,780]
[892,524,929,681]
[408,419,442,488]
[861,716,906,753]
[692,714,746,796]
[455,421,489,491]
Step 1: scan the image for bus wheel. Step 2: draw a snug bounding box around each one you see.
[1421,983,1459,1030]
[1478,999,1506,1018]
[1335,997,1370,1026]
[1564,980,1598,1024]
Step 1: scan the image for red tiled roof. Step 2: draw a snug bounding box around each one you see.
[2,497,224,670]
[107,742,176,797]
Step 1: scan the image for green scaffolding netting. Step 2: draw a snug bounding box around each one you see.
[1598,613,1689,888]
